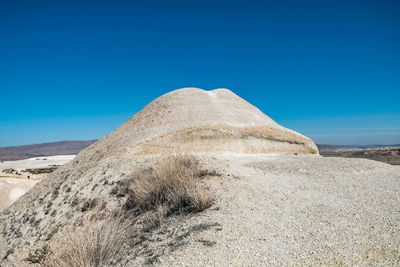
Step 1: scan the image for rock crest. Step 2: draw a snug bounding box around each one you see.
[86,88,318,158]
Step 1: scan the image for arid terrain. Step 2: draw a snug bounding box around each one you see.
[0,88,399,266]
[318,145,400,165]
[0,156,75,211]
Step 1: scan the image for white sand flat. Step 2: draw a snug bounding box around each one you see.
[0,155,75,171]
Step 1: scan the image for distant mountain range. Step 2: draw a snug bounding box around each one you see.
[0,140,96,161]
[317,144,400,151]
[0,140,399,161]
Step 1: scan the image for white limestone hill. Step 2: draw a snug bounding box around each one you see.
[82,87,318,159]
[1,88,398,266]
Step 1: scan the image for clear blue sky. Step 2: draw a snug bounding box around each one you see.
[1,0,399,147]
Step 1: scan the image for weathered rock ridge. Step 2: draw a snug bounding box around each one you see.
[87,88,318,158]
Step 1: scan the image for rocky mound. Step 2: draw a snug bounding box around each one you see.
[1,88,398,266]
[82,87,318,159]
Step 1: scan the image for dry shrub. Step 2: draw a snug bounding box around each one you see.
[42,156,214,266]
[24,244,49,264]
[45,211,128,267]
[127,155,213,216]
[142,204,168,231]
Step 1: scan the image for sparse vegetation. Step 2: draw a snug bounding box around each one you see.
[23,166,58,174]
[126,155,214,218]
[320,147,400,165]
[27,155,216,266]
[133,124,318,155]
[142,204,168,231]
[24,244,49,264]
[45,211,128,267]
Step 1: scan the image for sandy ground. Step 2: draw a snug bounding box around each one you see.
[0,178,38,211]
[0,155,75,211]
[0,154,399,266]
[158,154,400,266]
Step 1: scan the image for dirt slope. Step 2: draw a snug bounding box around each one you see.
[1,154,399,266]
[159,155,400,266]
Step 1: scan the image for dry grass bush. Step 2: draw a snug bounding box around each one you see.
[142,204,168,231]
[132,124,317,156]
[24,244,49,264]
[44,210,128,267]
[44,156,213,266]
[127,155,214,217]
